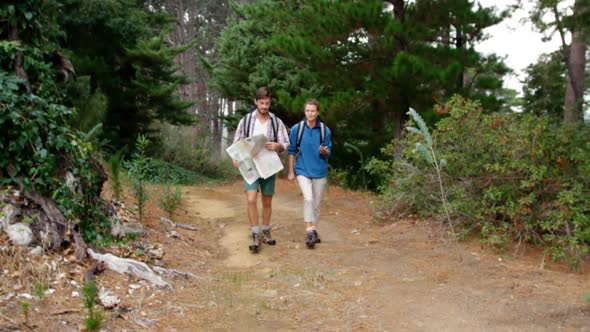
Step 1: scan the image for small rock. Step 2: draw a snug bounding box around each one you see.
[29,246,43,256]
[98,289,121,309]
[71,291,80,298]
[6,223,33,246]
[166,231,179,238]
[133,316,155,328]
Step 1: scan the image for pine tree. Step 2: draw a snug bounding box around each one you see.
[62,0,193,149]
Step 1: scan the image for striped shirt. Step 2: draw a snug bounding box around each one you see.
[233,111,290,152]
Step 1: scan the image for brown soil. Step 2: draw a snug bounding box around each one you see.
[1,179,589,331]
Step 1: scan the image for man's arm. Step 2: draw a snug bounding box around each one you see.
[275,118,290,153]
[233,117,245,144]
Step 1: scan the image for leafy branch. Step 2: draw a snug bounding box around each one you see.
[406,108,454,236]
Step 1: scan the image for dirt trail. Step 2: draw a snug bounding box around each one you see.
[1,179,589,331]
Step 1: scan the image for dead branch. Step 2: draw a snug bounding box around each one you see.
[49,308,81,315]
[152,266,208,281]
[87,249,170,288]
[159,217,199,231]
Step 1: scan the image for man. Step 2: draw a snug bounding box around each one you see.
[233,87,289,253]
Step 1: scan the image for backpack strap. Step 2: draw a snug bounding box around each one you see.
[296,120,325,152]
[269,112,278,142]
[296,120,305,152]
[243,108,255,138]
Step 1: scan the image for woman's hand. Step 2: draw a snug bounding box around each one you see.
[319,145,329,156]
[288,171,295,183]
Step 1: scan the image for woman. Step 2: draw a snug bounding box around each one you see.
[288,99,332,249]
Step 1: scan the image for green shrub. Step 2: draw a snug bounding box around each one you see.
[81,280,103,331]
[156,123,225,177]
[158,186,182,219]
[146,159,210,185]
[369,95,590,265]
[1,50,108,246]
[124,135,151,222]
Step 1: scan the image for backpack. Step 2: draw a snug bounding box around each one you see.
[295,119,325,153]
[242,108,278,142]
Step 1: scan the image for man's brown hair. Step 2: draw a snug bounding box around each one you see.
[255,86,272,100]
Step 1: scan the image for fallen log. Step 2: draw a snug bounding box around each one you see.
[87,249,170,288]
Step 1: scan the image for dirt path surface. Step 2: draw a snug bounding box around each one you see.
[1,179,589,331]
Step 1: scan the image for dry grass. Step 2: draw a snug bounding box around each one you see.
[0,233,63,298]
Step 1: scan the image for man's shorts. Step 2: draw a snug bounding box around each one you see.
[244,174,276,196]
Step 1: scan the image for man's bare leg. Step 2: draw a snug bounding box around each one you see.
[261,195,276,245]
[246,190,260,252]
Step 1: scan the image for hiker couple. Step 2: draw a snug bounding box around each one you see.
[232,86,332,253]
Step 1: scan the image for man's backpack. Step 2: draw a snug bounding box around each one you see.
[295,119,325,153]
[242,108,278,142]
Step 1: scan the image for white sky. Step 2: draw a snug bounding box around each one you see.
[474,0,568,93]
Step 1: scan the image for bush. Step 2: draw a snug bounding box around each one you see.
[1,61,109,245]
[369,95,590,265]
[156,123,232,177]
[146,159,213,185]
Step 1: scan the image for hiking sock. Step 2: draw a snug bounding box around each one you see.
[261,225,271,231]
[251,226,260,234]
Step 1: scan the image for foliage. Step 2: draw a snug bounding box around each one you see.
[20,301,30,324]
[521,51,566,121]
[156,123,216,177]
[33,281,48,300]
[369,95,590,266]
[81,280,104,331]
[526,0,590,123]
[61,0,194,149]
[0,2,110,245]
[146,159,211,185]
[158,186,182,219]
[406,108,453,235]
[124,135,151,221]
[210,0,512,190]
[66,76,108,133]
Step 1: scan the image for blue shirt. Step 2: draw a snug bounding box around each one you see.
[288,121,332,178]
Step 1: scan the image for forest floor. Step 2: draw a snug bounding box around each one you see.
[1,178,589,331]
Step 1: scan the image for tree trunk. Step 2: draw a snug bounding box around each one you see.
[562,0,587,124]
[563,30,586,123]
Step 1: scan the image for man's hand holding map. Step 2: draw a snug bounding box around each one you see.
[226,134,284,184]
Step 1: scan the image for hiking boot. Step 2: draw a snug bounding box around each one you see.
[305,232,315,249]
[262,229,276,245]
[249,232,260,253]
[312,230,321,244]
